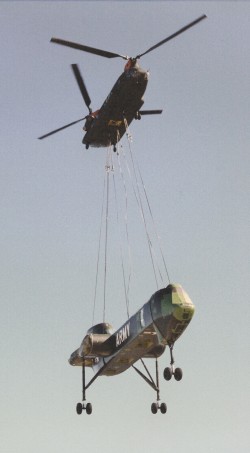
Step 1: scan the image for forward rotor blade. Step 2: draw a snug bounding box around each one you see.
[137,14,207,59]
[38,117,86,140]
[71,64,91,112]
[51,37,128,60]
[139,110,163,115]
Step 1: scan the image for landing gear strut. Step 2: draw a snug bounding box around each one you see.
[163,344,183,382]
[133,358,167,415]
[76,362,93,415]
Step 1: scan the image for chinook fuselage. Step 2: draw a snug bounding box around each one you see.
[69,283,195,377]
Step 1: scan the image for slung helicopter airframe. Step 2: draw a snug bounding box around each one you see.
[70,283,195,415]
[38,14,206,151]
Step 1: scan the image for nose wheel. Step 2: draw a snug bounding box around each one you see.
[163,344,183,381]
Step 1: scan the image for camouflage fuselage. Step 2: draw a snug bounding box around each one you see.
[69,283,195,377]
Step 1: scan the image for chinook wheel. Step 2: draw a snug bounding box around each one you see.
[76,402,83,415]
[151,402,158,414]
[163,367,173,381]
[174,367,183,381]
[160,402,167,414]
[86,402,92,415]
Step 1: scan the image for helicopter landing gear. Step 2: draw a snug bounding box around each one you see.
[76,362,93,415]
[133,357,167,415]
[150,358,167,415]
[163,344,183,382]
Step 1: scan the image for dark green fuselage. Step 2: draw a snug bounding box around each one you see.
[82,62,148,148]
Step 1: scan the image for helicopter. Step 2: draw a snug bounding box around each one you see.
[69,283,195,415]
[38,14,206,151]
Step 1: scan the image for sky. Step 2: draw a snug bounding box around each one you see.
[1,1,250,452]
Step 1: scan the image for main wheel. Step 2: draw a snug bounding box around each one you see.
[151,402,158,414]
[76,402,83,415]
[163,367,172,381]
[160,402,167,414]
[174,367,183,381]
[86,402,92,415]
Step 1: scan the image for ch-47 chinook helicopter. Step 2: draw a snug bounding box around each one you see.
[38,14,206,151]
[70,283,195,415]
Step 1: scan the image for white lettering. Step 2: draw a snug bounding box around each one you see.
[116,323,130,347]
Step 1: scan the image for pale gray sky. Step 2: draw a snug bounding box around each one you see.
[1,2,250,452]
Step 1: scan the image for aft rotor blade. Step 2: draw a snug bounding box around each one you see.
[71,64,91,112]
[139,110,163,115]
[38,117,86,140]
[137,14,207,59]
[51,37,128,60]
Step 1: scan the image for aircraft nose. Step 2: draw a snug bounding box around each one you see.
[151,283,195,345]
[167,284,195,343]
[170,284,195,320]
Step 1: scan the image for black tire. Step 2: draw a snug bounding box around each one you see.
[151,402,158,414]
[174,367,183,381]
[163,367,172,381]
[160,403,167,414]
[86,402,92,415]
[76,402,83,415]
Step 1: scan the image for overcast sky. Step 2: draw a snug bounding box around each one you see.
[1,2,250,453]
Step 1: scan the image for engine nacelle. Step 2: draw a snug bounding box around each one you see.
[79,323,114,357]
